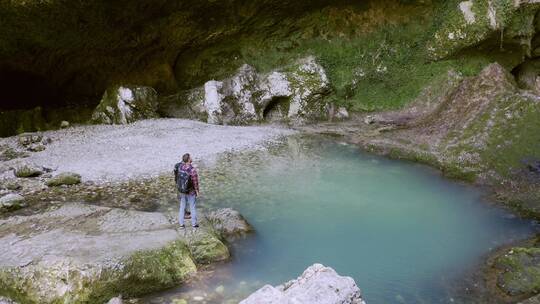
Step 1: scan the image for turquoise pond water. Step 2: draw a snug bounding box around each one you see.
[150,136,538,304]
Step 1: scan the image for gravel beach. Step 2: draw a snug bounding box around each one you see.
[0,119,294,183]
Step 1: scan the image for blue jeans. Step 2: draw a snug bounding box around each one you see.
[179,193,197,226]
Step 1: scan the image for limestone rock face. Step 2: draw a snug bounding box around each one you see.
[240,263,366,304]
[427,0,540,61]
[91,86,158,124]
[160,56,331,124]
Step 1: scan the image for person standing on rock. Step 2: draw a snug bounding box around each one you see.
[174,153,200,228]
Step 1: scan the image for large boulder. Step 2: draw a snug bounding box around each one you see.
[207,208,253,239]
[91,86,158,124]
[0,203,249,303]
[240,264,366,304]
[0,203,197,303]
[159,56,331,125]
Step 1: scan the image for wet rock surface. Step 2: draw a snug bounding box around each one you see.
[240,263,366,304]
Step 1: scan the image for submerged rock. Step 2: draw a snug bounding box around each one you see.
[0,193,26,213]
[160,56,331,124]
[45,172,82,187]
[185,230,229,264]
[240,263,366,304]
[91,86,158,124]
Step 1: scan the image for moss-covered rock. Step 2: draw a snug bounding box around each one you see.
[186,231,230,265]
[494,247,540,297]
[91,86,158,124]
[13,164,43,178]
[0,203,198,303]
[45,172,81,187]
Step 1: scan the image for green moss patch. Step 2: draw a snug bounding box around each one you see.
[494,247,540,297]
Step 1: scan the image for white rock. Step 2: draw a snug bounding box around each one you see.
[240,264,366,304]
[106,296,122,304]
[0,297,18,304]
[487,0,498,29]
[60,121,70,129]
[459,1,476,24]
[204,81,225,124]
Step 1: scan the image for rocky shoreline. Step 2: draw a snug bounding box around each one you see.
[0,202,252,303]
[0,120,288,303]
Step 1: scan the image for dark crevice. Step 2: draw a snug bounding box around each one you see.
[0,65,68,111]
[263,96,290,121]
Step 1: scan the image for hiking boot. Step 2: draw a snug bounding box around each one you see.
[179,225,185,229]
[192,224,199,228]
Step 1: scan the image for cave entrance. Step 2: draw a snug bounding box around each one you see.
[0,65,66,111]
[263,96,290,122]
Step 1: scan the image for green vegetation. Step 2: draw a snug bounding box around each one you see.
[45,173,82,187]
[482,96,540,178]
[495,247,540,296]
